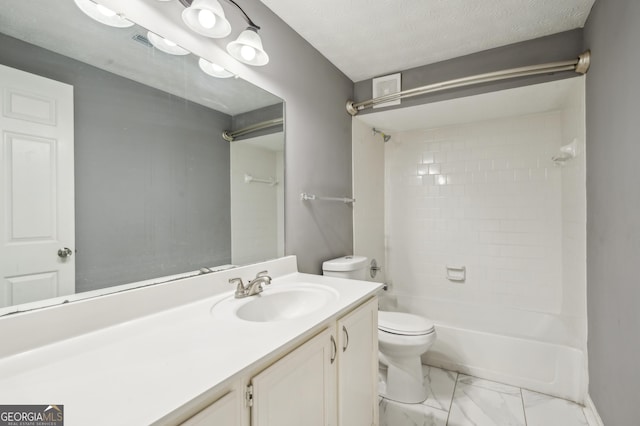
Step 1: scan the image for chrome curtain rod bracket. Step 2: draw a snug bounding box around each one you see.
[346,50,592,116]
[575,50,591,74]
[223,117,284,142]
[300,193,355,204]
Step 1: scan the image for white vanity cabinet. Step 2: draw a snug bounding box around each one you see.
[247,297,378,426]
[0,256,383,426]
[336,298,379,426]
[251,327,337,426]
[180,389,243,426]
[178,297,379,426]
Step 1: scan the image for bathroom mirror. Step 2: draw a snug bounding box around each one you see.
[0,0,284,314]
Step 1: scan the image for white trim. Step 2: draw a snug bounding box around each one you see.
[583,394,604,426]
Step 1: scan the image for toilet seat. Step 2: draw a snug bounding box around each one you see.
[378,311,434,336]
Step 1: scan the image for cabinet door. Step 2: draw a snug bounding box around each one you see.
[181,390,243,426]
[337,297,378,426]
[251,327,337,426]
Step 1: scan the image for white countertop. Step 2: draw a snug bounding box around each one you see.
[0,257,381,425]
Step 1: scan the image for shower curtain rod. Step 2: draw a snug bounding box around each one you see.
[222,117,284,142]
[346,50,591,116]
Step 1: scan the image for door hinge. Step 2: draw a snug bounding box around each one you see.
[245,384,254,407]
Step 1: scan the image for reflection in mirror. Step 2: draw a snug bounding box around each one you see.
[0,0,284,314]
[231,130,285,266]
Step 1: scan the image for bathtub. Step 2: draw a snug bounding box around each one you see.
[423,323,587,403]
[394,295,588,404]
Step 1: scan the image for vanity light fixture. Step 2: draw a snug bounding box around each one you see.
[177,0,270,66]
[198,57,235,78]
[180,0,232,38]
[227,27,269,66]
[147,32,190,55]
[73,0,134,28]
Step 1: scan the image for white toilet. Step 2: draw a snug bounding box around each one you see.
[322,255,437,404]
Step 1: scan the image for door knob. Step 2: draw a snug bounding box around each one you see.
[58,247,73,258]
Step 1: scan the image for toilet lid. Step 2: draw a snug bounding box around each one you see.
[378,311,434,336]
[322,255,368,272]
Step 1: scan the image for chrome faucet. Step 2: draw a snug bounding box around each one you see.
[229,270,272,298]
[229,277,247,298]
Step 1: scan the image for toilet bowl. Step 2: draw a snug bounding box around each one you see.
[322,255,437,404]
[377,311,436,403]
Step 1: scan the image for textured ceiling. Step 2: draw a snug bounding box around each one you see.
[260,0,596,82]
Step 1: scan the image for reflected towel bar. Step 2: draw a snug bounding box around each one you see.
[244,173,278,186]
[301,192,355,204]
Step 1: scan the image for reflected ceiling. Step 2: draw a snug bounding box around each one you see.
[0,0,280,115]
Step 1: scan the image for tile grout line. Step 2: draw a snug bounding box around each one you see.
[520,387,528,426]
[445,371,459,426]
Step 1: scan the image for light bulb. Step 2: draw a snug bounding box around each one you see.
[198,9,216,29]
[240,45,256,61]
[211,63,225,72]
[96,4,116,17]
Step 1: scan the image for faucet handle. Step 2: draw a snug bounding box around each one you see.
[255,270,272,285]
[229,277,246,297]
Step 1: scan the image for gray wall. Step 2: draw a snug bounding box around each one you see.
[0,33,232,292]
[222,2,355,274]
[107,0,355,275]
[584,0,640,424]
[353,29,584,113]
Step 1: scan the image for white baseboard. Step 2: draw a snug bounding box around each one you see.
[583,394,604,426]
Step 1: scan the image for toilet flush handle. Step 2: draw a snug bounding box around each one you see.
[370,259,381,279]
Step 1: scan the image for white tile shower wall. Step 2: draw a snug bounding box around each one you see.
[230,143,280,265]
[560,80,587,348]
[385,112,564,317]
[353,118,386,284]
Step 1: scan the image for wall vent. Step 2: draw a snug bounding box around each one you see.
[372,73,401,109]
[131,33,153,48]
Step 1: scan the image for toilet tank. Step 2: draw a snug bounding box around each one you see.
[322,255,368,280]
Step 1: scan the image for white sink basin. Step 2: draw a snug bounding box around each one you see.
[210,283,339,322]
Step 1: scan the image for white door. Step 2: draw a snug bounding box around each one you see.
[337,298,379,426]
[251,327,337,426]
[0,64,74,308]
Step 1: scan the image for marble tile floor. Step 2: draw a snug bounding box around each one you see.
[379,365,590,426]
